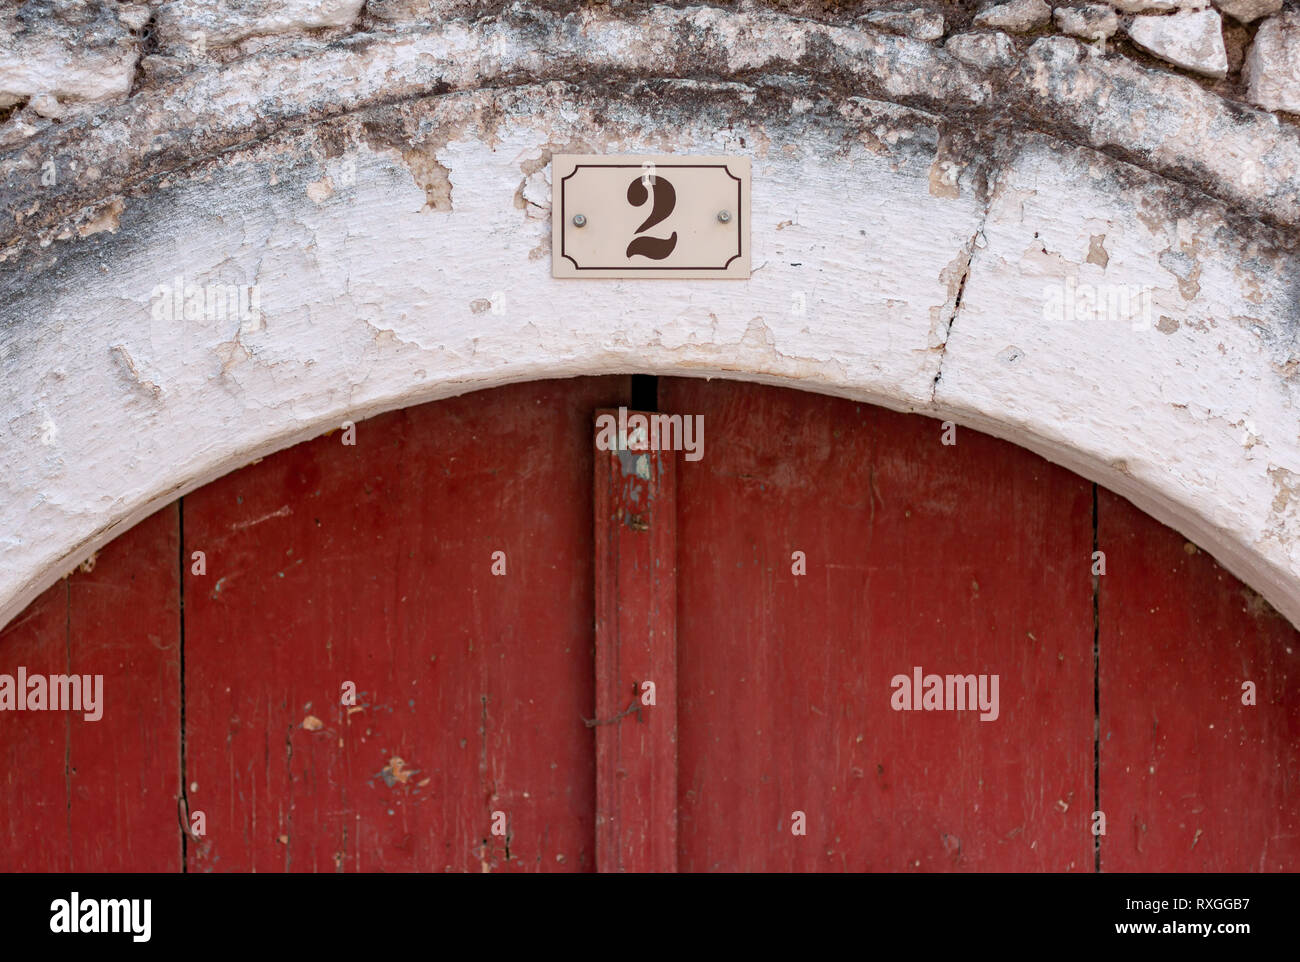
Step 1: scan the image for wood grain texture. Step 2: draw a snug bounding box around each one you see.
[0,581,71,871]
[661,377,1096,871]
[181,377,628,872]
[1098,487,1300,871]
[67,505,182,871]
[593,410,678,872]
[0,505,181,871]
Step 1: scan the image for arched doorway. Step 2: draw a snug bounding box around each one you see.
[2,376,1294,872]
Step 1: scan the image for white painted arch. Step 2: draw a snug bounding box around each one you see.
[2,50,1299,630]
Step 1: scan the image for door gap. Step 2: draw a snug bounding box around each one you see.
[630,374,658,411]
[178,497,189,872]
[1092,483,1101,873]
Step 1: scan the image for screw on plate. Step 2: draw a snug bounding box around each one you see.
[572,213,587,227]
[717,210,732,223]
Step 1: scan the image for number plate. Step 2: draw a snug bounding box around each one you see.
[551,155,751,279]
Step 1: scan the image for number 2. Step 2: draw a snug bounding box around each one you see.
[626,174,678,260]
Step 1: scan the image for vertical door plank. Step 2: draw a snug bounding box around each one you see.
[479,384,629,873]
[662,377,1096,872]
[593,409,678,873]
[183,378,625,872]
[67,504,182,871]
[0,504,181,871]
[0,582,72,871]
[1098,488,1300,871]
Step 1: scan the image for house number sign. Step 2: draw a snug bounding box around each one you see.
[551,155,751,279]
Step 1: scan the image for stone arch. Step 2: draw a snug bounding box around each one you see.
[1,2,1298,629]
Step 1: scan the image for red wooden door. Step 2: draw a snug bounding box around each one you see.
[661,377,1096,871]
[1098,489,1300,871]
[0,506,181,872]
[1,375,1296,872]
[181,377,629,872]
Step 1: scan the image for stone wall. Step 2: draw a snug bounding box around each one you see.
[4,1,1298,135]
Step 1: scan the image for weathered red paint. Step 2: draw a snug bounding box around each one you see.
[0,505,181,872]
[593,409,678,872]
[181,378,627,871]
[661,377,1097,871]
[0,584,72,871]
[1098,488,1300,871]
[67,506,183,871]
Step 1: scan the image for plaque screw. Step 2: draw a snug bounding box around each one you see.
[572,214,587,228]
[717,210,732,223]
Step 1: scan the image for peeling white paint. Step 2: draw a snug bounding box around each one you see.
[0,11,1298,632]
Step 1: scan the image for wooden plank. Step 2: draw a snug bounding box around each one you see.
[478,384,631,874]
[1097,487,1300,871]
[0,504,181,871]
[593,408,678,873]
[661,377,1096,871]
[0,581,72,871]
[66,504,182,871]
[182,377,627,872]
